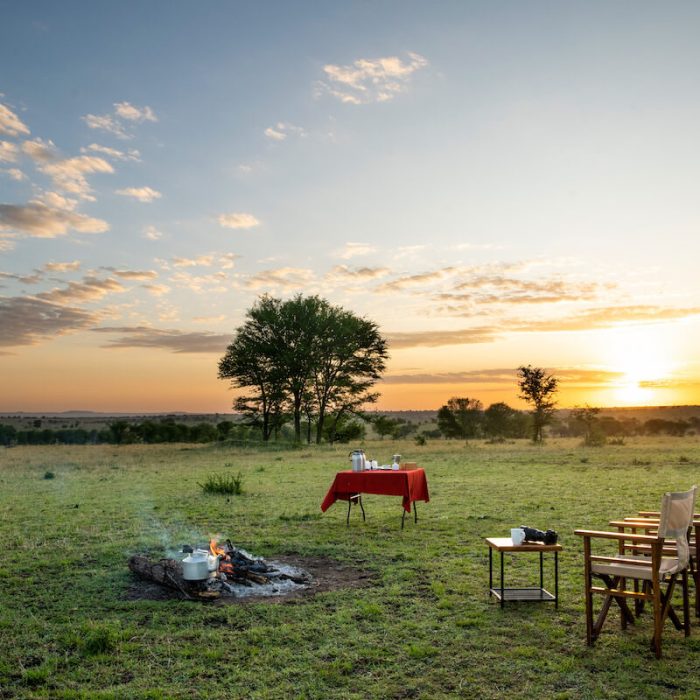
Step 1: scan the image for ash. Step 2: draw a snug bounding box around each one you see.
[211,561,311,598]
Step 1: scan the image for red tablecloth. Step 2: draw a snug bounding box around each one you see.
[321,469,430,513]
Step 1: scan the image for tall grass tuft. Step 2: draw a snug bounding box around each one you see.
[198,471,244,495]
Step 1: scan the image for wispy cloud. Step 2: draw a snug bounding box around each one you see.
[264,122,306,141]
[41,155,114,199]
[115,186,161,203]
[513,305,700,332]
[326,265,390,283]
[0,295,97,349]
[172,255,215,268]
[0,202,109,238]
[245,266,314,292]
[2,168,26,181]
[143,283,170,297]
[22,137,58,163]
[37,276,125,304]
[108,268,158,280]
[0,140,18,162]
[386,327,498,349]
[317,52,428,104]
[44,260,81,272]
[143,225,163,240]
[92,326,230,353]
[82,143,141,161]
[382,369,517,384]
[82,101,157,139]
[335,242,378,259]
[376,268,456,293]
[218,212,260,229]
[0,102,30,137]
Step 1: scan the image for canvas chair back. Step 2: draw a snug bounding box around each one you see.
[657,486,697,569]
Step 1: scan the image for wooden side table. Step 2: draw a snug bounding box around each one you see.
[485,537,562,608]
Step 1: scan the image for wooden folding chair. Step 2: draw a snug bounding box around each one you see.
[575,486,697,658]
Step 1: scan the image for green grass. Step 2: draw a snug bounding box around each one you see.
[1,437,700,698]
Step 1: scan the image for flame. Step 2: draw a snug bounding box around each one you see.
[209,538,226,557]
[210,537,234,575]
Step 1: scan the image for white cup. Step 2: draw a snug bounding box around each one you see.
[511,528,525,545]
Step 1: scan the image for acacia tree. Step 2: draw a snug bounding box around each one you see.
[516,365,558,443]
[437,397,483,441]
[311,305,388,444]
[218,296,287,441]
[219,294,387,444]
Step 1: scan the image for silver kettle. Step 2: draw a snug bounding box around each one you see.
[349,449,366,472]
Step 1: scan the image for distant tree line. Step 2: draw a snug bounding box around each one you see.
[0,419,251,447]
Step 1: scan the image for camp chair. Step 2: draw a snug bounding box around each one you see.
[575,486,697,658]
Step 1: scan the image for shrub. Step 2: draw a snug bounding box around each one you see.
[79,622,120,656]
[199,471,244,495]
[414,434,426,446]
[43,471,55,479]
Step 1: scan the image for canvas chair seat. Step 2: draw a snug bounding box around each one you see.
[592,553,682,580]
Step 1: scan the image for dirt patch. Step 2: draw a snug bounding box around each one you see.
[125,555,376,604]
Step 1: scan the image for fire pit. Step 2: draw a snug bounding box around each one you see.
[128,538,311,601]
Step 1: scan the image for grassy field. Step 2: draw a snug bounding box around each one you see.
[1,437,700,699]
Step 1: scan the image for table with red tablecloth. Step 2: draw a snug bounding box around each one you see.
[321,468,430,525]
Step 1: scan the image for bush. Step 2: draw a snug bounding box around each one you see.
[43,470,55,479]
[199,471,244,495]
[414,434,426,446]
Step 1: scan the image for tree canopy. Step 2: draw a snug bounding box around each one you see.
[218,294,388,443]
[516,365,558,443]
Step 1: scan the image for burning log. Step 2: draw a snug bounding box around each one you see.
[128,555,196,599]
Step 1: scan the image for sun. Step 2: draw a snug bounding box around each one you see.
[605,327,675,406]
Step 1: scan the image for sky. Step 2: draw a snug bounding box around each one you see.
[1,1,700,413]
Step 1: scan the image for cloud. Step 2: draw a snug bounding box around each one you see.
[0,234,16,252]
[218,212,260,229]
[513,305,700,333]
[0,202,109,238]
[318,52,428,104]
[115,186,161,202]
[170,270,227,293]
[2,168,25,181]
[21,137,57,163]
[41,155,114,199]
[44,260,81,272]
[264,122,306,141]
[0,295,97,348]
[0,140,18,162]
[0,103,30,137]
[326,265,390,283]
[82,143,141,161]
[143,225,163,240]
[219,253,240,269]
[109,268,158,280]
[35,191,78,211]
[0,270,43,285]
[82,102,157,139]
[113,102,157,123]
[382,369,518,384]
[92,326,230,353]
[335,242,378,259]
[172,255,214,268]
[192,314,226,323]
[245,266,314,292]
[37,276,125,304]
[143,283,170,296]
[386,327,498,349]
[376,268,455,293]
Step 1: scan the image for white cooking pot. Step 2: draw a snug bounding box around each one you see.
[182,553,209,581]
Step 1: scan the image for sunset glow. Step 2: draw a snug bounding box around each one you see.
[2,3,700,412]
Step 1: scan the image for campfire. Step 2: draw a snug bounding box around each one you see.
[128,538,311,601]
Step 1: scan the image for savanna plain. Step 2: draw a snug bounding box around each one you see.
[2,437,700,699]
